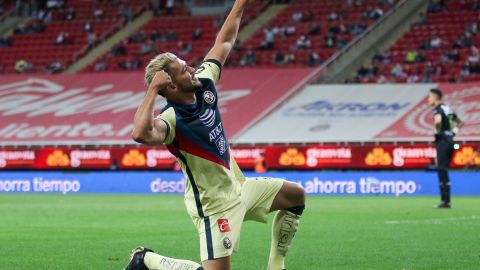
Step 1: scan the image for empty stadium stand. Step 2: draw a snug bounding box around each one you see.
[230,0,398,67]
[1,0,401,73]
[0,0,14,17]
[352,0,480,83]
[84,0,269,72]
[83,14,217,72]
[0,0,147,74]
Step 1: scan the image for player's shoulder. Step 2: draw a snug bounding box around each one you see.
[160,106,176,124]
[199,77,215,88]
[196,59,222,83]
[161,105,175,115]
[200,59,222,70]
[440,104,453,114]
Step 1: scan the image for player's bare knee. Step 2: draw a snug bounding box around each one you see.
[293,183,306,205]
[284,181,305,207]
[281,183,305,216]
[202,256,230,270]
[202,265,225,270]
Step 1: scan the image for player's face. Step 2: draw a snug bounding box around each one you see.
[428,92,438,106]
[169,59,202,93]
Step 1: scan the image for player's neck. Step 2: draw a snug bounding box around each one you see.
[169,92,196,105]
[434,100,442,107]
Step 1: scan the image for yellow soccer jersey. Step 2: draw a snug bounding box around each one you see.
[159,59,246,218]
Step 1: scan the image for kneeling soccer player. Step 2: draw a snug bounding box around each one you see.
[126,1,305,269]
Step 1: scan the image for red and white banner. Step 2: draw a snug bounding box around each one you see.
[376,82,480,141]
[0,69,313,145]
[236,83,480,143]
[2,77,479,145]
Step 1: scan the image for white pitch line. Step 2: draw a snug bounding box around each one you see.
[384,215,480,225]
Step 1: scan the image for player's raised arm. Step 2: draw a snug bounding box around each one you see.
[131,71,171,146]
[204,0,249,65]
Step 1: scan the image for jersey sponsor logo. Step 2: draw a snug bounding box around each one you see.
[218,218,231,232]
[215,135,227,155]
[203,91,215,104]
[199,108,216,127]
[209,122,223,142]
[208,122,228,155]
[223,237,232,249]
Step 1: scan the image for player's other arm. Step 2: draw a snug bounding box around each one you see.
[453,113,464,128]
[204,0,249,65]
[452,113,464,134]
[433,113,442,133]
[132,71,171,146]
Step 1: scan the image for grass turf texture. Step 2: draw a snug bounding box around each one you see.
[1,195,479,269]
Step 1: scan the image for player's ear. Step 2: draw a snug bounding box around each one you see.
[168,82,176,90]
[164,82,177,94]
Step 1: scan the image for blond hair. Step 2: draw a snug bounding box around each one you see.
[144,52,177,86]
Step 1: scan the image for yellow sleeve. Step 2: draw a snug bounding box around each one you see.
[158,107,176,145]
[195,59,222,83]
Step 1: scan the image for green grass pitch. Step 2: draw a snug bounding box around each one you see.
[1,194,479,269]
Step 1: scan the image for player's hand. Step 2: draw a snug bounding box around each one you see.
[149,70,172,95]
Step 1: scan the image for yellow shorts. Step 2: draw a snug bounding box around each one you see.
[192,177,284,262]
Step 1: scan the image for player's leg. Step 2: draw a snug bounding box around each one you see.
[197,205,245,270]
[202,256,230,270]
[435,139,452,208]
[270,181,306,211]
[268,181,306,270]
[124,246,203,270]
[241,178,305,270]
[442,139,455,205]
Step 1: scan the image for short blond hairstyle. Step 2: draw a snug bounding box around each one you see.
[144,52,177,86]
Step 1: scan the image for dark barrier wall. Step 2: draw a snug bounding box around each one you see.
[1,144,480,170]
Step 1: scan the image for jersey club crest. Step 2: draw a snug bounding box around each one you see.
[203,91,215,104]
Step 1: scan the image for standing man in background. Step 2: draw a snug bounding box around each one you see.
[428,88,464,209]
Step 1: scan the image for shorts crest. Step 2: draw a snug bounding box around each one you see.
[223,237,232,249]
